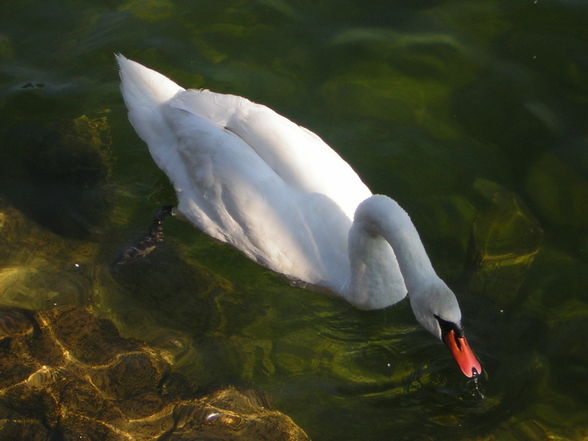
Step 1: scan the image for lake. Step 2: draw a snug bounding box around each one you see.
[1,0,587,440]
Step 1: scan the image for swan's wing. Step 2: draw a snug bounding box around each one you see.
[169,90,372,220]
[160,103,352,289]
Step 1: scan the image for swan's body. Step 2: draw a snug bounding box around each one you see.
[116,55,482,377]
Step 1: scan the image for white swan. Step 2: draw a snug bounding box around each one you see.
[116,55,482,378]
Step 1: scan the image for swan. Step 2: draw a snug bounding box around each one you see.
[116,55,482,378]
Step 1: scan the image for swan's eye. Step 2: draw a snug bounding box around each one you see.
[434,314,463,339]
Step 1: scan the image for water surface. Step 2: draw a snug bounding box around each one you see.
[1,0,587,440]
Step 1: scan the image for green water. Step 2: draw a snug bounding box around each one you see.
[1,0,588,440]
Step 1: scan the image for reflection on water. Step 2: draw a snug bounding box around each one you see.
[1,0,588,440]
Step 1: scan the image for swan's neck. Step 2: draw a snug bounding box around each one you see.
[344,195,438,309]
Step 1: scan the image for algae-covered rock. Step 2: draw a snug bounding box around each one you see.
[465,179,543,307]
[0,33,13,60]
[320,62,458,139]
[0,306,310,441]
[0,203,98,310]
[474,418,585,441]
[416,194,477,280]
[110,241,233,338]
[118,0,175,22]
[0,114,112,238]
[525,153,588,230]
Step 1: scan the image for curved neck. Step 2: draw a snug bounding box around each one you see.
[370,198,437,290]
[346,196,438,308]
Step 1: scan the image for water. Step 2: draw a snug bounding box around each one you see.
[1,0,588,440]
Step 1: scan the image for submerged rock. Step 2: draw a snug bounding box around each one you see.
[0,114,112,239]
[0,306,309,441]
[525,153,588,231]
[465,179,543,307]
[0,203,98,311]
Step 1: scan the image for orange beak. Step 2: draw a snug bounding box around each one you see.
[443,329,482,378]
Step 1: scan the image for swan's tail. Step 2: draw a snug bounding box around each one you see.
[116,54,186,154]
[116,54,184,108]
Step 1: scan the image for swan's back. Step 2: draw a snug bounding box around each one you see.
[170,90,371,219]
[117,55,373,291]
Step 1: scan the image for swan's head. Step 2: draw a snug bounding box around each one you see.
[409,280,482,378]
